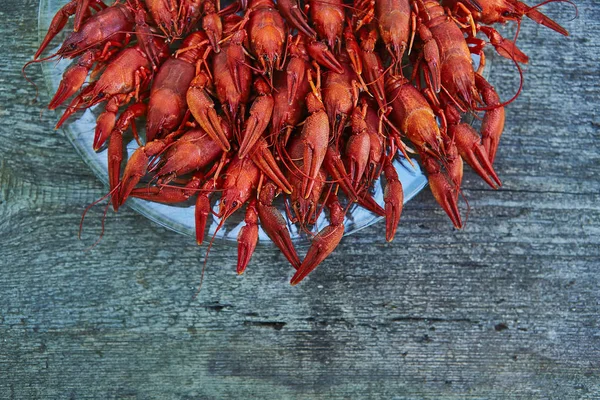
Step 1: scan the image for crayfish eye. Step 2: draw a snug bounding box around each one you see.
[232,201,238,208]
[69,43,76,50]
[187,17,192,23]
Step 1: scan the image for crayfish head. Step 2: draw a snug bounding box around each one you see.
[88,89,107,106]
[176,0,202,38]
[291,170,325,228]
[299,195,321,227]
[292,199,313,232]
[259,49,280,78]
[484,0,524,24]
[219,156,261,220]
[219,193,245,221]
[58,32,87,58]
[144,0,180,40]
[358,26,378,52]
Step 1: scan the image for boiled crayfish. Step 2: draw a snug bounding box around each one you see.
[27,0,572,285]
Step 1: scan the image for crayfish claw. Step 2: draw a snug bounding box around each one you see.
[305,39,344,74]
[383,159,404,242]
[526,6,569,37]
[35,0,81,59]
[258,182,301,270]
[324,144,359,203]
[237,200,259,274]
[195,180,217,246]
[422,152,463,229]
[475,73,505,165]
[250,138,293,194]
[452,123,502,189]
[49,51,97,110]
[290,194,345,285]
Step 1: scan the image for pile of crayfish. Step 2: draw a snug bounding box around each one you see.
[29,0,569,285]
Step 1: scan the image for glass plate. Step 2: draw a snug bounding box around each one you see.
[38,0,488,245]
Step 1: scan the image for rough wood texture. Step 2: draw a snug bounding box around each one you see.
[1,1,599,398]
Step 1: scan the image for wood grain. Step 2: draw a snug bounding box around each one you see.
[1,1,599,398]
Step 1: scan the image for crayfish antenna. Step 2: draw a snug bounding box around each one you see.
[194,194,240,300]
[21,53,60,102]
[78,184,122,251]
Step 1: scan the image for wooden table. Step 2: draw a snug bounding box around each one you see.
[1,1,598,398]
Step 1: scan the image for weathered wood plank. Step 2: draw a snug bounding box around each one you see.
[1,0,599,399]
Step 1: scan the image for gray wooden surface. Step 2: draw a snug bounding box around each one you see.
[1,0,599,398]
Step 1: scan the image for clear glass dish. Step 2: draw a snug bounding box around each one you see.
[38,0,488,245]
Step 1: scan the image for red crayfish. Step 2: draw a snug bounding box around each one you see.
[27,0,572,286]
